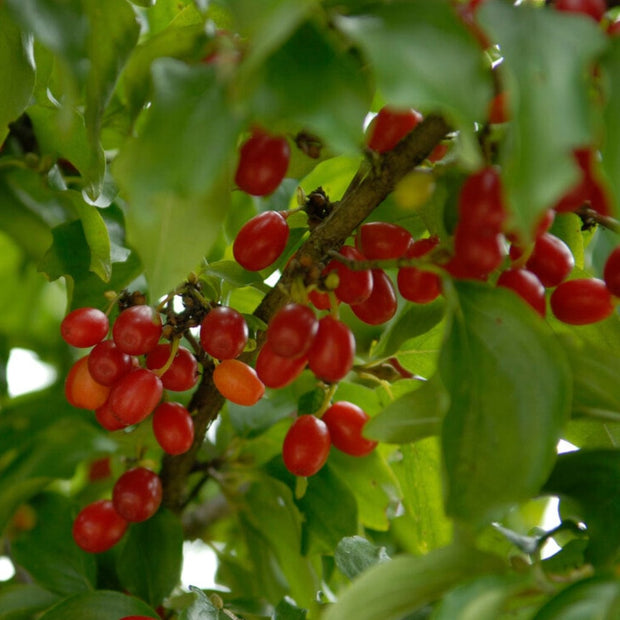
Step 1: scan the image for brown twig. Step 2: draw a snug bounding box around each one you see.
[159,114,451,514]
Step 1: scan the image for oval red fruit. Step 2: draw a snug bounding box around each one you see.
[61,307,109,348]
[72,499,127,553]
[213,359,265,406]
[200,306,249,360]
[526,233,575,288]
[550,278,614,325]
[496,268,546,317]
[146,344,198,391]
[152,402,195,455]
[266,302,318,359]
[233,211,290,272]
[88,340,133,386]
[307,315,355,383]
[603,246,620,297]
[323,246,373,305]
[322,401,377,457]
[255,341,308,389]
[109,368,163,425]
[282,415,331,477]
[366,106,422,153]
[113,467,162,523]
[356,222,413,260]
[112,305,162,355]
[350,269,398,325]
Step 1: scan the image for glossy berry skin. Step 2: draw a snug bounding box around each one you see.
[367,106,422,153]
[61,307,109,348]
[213,359,265,406]
[550,278,614,325]
[497,268,546,317]
[109,368,163,425]
[322,401,377,457]
[95,398,130,431]
[356,222,413,260]
[152,402,195,455]
[88,340,133,386]
[113,467,162,523]
[234,129,290,196]
[72,499,128,553]
[146,344,198,391]
[308,288,333,310]
[458,167,506,232]
[65,356,111,410]
[397,237,441,304]
[255,341,308,388]
[282,415,331,477]
[307,316,356,383]
[554,0,606,21]
[526,233,575,288]
[350,269,398,325]
[453,226,505,278]
[324,246,373,305]
[266,303,318,359]
[603,246,620,297]
[200,306,248,360]
[233,211,289,272]
[112,305,162,355]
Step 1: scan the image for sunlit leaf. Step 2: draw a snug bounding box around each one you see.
[334,536,390,581]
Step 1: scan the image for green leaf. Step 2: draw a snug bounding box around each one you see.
[179,586,222,620]
[273,597,308,620]
[533,576,620,619]
[323,545,505,620]
[601,38,620,219]
[37,590,159,620]
[114,60,242,295]
[479,3,607,236]
[391,439,453,554]
[542,449,620,567]
[364,377,448,444]
[334,536,390,580]
[296,463,358,555]
[249,19,371,151]
[434,574,528,620]
[336,0,493,128]
[0,9,35,141]
[440,282,571,528]
[117,509,184,607]
[0,584,59,620]
[328,449,399,532]
[11,493,97,596]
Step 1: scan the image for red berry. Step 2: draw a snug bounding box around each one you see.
[397,237,441,304]
[234,129,290,196]
[95,398,130,431]
[255,341,308,388]
[608,19,620,35]
[307,315,356,383]
[366,106,422,153]
[146,344,198,391]
[603,246,620,297]
[322,401,377,457]
[109,368,163,425]
[453,225,505,278]
[60,307,109,348]
[282,415,331,477]
[88,457,112,482]
[113,467,162,523]
[554,0,606,21]
[233,211,290,271]
[323,246,373,305]
[526,233,575,288]
[488,91,509,124]
[308,288,333,310]
[458,167,506,232]
[497,268,546,317]
[152,402,195,455]
[266,303,318,359]
[356,222,413,260]
[200,306,248,360]
[65,356,111,410]
[350,269,398,325]
[88,340,133,386]
[213,359,265,406]
[112,305,162,355]
[550,278,614,325]
[72,499,128,553]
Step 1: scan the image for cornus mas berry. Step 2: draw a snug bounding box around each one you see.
[307,315,356,383]
[322,401,377,457]
[356,221,413,260]
[213,358,265,406]
[266,302,318,359]
[112,305,162,355]
[234,128,290,196]
[554,0,606,22]
[146,344,198,391]
[366,106,422,153]
[282,414,331,477]
[200,306,248,360]
[72,499,128,553]
[350,269,398,325]
[603,246,620,297]
[60,307,109,348]
[233,210,290,271]
[323,245,373,305]
[152,401,195,455]
[550,278,614,325]
[112,467,162,523]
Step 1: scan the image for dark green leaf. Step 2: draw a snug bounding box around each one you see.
[249,20,371,151]
[0,10,35,141]
[440,282,571,528]
[542,449,620,567]
[334,536,390,580]
[117,509,184,607]
[479,3,607,235]
[601,37,620,219]
[273,597,307,620]
[323,545,504,620]
[11,493,97,596]
[533,576,620,619]
[37,590,159,620]
[364,377,448,444]
[337,1,493,128]
[0,583,59,620]
[228,389,296,437]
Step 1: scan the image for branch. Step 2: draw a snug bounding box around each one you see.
[159,114,451,513]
